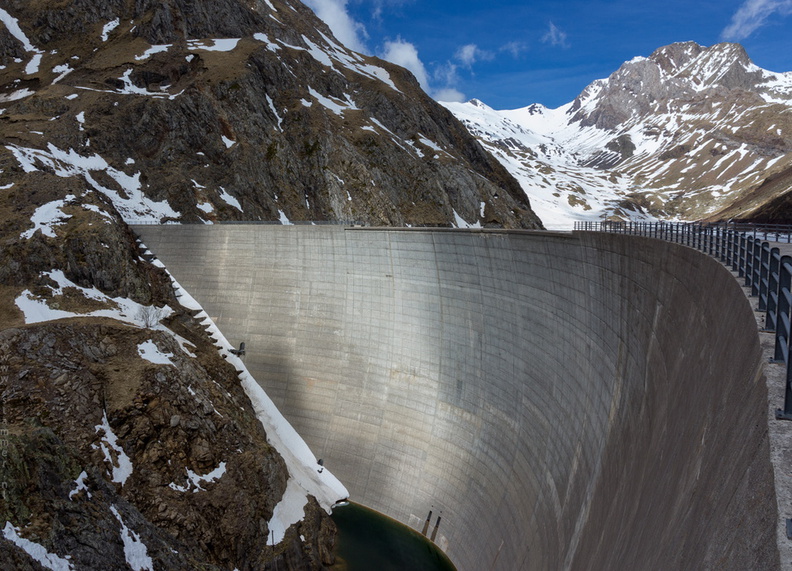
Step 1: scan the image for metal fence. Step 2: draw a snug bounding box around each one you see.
[127,219,365,226]
[574,221,792,421]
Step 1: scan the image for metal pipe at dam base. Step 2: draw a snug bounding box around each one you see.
[134,225,779,570]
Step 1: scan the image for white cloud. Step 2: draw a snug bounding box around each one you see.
[303,0,368,52]
[370,0,413,22]
[302,0,468,104]
[433,61,459,87]
[542,21,569,48]
[433,62,466,101]
[455,43,493,68]
[501,41,528,58]
[433,88,466,103]
[380,39,466,102]
[381,37,430,90]
[721,0,792,40]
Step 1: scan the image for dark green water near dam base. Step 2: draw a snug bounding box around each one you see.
[331,503,456,571]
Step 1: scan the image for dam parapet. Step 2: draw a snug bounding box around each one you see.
[135,225,779,570]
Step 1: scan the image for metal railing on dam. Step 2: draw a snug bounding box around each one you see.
[576,220,792,422]
[134,224,779,570]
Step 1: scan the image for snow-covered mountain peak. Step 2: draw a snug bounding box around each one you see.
[468,98,490,109]
[524,103,549,115]
[443,41,792,229]
[568,42,792,131]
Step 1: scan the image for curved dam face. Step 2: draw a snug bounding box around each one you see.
[136,226,778,570]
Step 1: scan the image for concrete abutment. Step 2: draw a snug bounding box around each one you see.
[135,226,778,570]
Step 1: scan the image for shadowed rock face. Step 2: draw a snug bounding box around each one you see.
[137,225,779,571]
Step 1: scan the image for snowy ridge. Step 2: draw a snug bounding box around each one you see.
[15,270,175,326]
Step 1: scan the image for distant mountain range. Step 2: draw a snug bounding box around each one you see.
[443,42,792,229]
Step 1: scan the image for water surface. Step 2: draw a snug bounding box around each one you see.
[330,502,456,571]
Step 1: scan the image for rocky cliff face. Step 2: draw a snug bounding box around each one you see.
[0,0,542,567]
[0,320,334,570]
[0,195,340,568]
[444,42,792,227]
[0,0,541,228]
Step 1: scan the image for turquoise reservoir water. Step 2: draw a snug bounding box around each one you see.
[330,503,456,571]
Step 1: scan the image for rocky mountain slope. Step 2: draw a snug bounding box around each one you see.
[0,0,543,568]
[444,42,792,228]
[0,0,541,229]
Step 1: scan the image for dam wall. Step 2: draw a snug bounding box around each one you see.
[135,225,778,570]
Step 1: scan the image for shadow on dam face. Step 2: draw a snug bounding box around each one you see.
[134,225,779,570]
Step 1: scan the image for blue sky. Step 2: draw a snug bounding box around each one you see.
[303,0,792,109]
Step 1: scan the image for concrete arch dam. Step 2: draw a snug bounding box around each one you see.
[135,226,778,570]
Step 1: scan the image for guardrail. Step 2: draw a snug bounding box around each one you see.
[574,221,792,421]
[127,219,365,226]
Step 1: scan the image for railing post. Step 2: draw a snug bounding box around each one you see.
[705,226,710,255]
[718,226,726,262]
[746,238,756,289]
[752,239,763,295]
[707,226,715,256]
[758,242,771,310]
[774,257,792,362]
[767,247,781,332]
[775,256,792,420]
